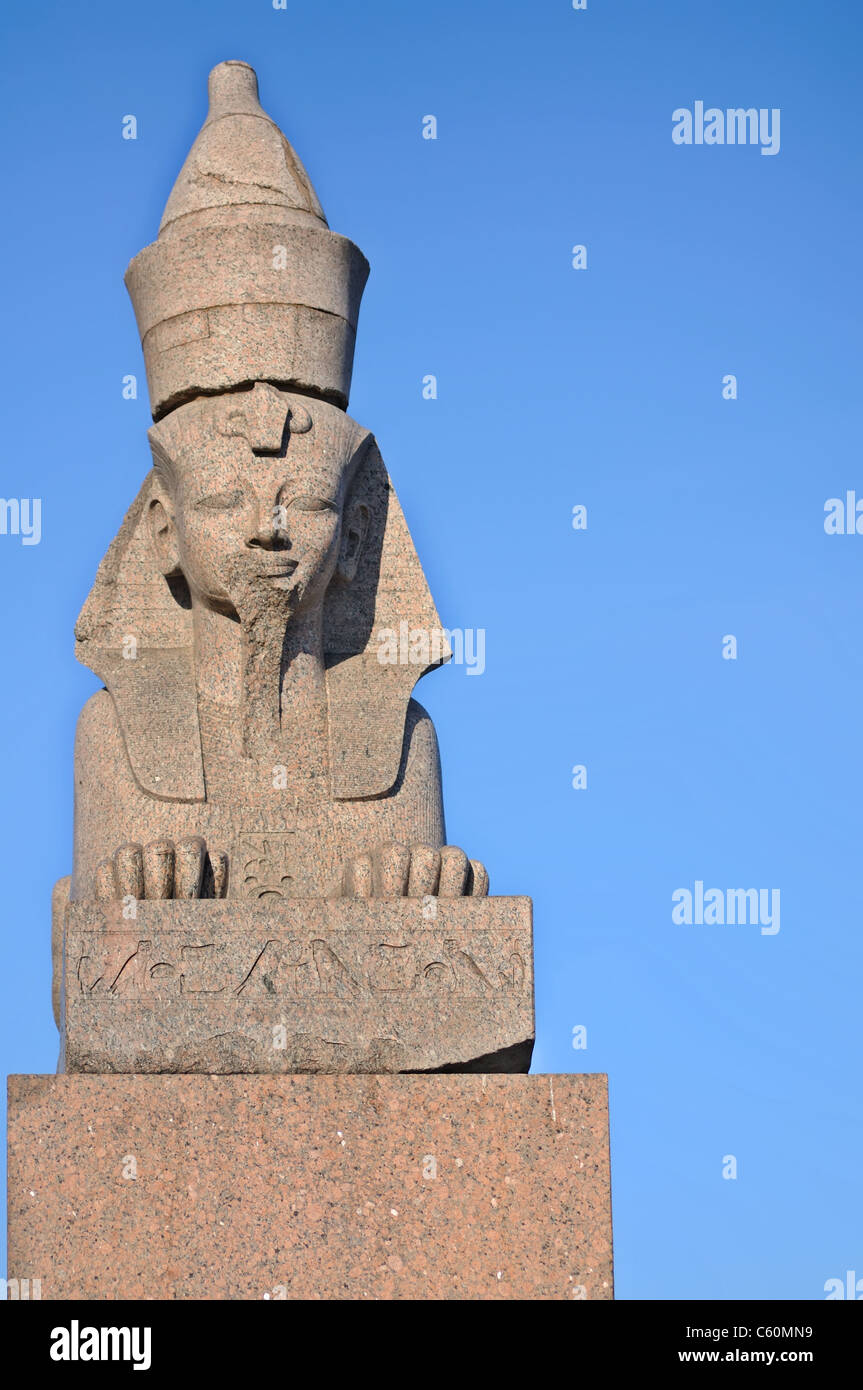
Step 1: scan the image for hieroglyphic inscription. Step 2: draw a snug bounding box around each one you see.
[73,931,529,999]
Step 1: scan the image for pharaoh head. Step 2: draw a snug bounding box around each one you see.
[147,385,371,627]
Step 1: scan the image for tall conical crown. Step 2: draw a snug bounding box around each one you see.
[125,62,369,420]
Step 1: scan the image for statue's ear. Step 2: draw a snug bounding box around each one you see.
[337,497,369,584]
[147,490,181,577]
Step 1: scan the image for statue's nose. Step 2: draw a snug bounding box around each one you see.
[246,501,290,550]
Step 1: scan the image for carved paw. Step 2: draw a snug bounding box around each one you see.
[337,842,489,899]
[94,837,229,901]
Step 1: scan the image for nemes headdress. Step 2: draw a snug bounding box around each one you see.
[76,62,446,802]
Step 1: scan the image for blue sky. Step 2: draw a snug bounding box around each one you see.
[1,0,861,1299]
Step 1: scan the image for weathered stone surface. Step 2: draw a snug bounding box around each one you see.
[62,898,533,1074]
[7,1074,612,1300]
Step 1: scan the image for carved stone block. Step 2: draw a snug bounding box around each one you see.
[62,897,534,1074]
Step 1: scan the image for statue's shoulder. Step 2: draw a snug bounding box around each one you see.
[74,687,122,758]
[406,695,437,737]
[402,696,442,777]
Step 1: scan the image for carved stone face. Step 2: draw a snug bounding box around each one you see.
[146,389,369,624]
[154,451,343,620]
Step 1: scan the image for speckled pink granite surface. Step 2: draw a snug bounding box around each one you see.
[8,1073,612,1300]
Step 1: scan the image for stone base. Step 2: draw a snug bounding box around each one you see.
[7,1073,612,1300]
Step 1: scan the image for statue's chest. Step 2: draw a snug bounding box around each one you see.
[198,784,341,901]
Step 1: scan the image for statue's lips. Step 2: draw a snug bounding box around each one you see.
[254,559,298,578]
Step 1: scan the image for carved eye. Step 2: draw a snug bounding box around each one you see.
[195,489,245,511]
[288,496,337,514]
